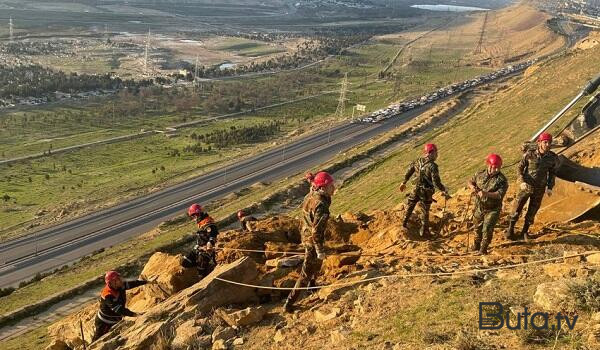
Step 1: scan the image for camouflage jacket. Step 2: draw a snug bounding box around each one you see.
[470,169,509,211]
[518,149,560,190]
[301,189,331,245]
[403,157,446,193]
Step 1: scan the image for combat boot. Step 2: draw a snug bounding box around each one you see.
[283,299,295,313]
[419,225,430,238]
[505,219,517,240]
[520,222,530,242]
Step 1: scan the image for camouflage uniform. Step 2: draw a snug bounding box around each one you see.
[508,148,560,238]
[402,157,447,236]
[470,170,508,254]
[285,189,331,307]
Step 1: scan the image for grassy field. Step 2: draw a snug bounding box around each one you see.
[3,4,554,241]
[209,37,287,57]
[331,43,600,214]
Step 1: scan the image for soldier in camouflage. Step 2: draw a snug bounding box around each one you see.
[399,143,449,237]
[284,171,335,313]
[467,154,509,255]
[507,132,560,240]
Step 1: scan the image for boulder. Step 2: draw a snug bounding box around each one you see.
[233,337,244,346]
[587,253,600,265]
[47,302,97,349]
[212,339,227,350]
[45,340,69,350]
[87,257,259,350]
[250,215,301,243]
[212,326,236,343]
[216,306,267,327]
[533,281,575,312]
[128,252,199,312]
[323,251,361,270]
[314,307,342,323]
[171,319,203,350]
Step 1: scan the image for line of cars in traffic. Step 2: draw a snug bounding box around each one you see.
[357,59,536,123]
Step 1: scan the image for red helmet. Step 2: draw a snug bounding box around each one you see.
[105,270,121,285]
[237,210,246,219]
[312,171,334,188]
[187,203,203,217]
[424,143,437,154]
[486,153,503,168]
[538,132,553,143]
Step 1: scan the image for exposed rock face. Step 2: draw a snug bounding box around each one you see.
[216,306,267,327]
[171,319,203,350]
[47,302,97,350]
[47,257,259,350]
[128,252,199,312]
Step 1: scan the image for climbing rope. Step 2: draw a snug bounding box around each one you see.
[214,250,600,290]
[215,246,533,259]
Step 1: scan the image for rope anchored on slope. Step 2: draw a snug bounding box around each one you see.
[214,250,600,291]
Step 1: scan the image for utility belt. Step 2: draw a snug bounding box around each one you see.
[96,311,121,325]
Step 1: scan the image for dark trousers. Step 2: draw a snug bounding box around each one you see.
[403,188,433,232]
[92,316,113,342]
[510,188,545,225]
[286,245,322,305]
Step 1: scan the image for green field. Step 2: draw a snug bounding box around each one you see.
[0,19,507,242]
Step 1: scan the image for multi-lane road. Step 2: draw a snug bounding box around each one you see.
[0,101,441,288]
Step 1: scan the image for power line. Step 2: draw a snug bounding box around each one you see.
[144,29,150,76]
[9,17,13,42]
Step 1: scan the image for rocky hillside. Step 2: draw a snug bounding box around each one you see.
[46,149,600,350]
[45,130,600,350]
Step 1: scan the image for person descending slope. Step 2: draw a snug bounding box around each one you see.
[181,204,219,278]
[399,143,450,238]
[467,154,509,255]
[92,271,148,342]
[507,132,560,240]
[284,171,335,313]
[237,210,258,232]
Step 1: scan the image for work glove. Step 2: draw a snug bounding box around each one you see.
[519,182,533,193]
[315,244,326,260]
[206,241,214,251]
[399,183,407,192]
[546,189,553,197]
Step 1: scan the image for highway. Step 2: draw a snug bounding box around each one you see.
[0,102,437,288]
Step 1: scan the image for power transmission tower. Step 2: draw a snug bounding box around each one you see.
[9,17,13,42]
[474,12,488,54]
[194,55,199,88]
[144,29,151,76]
[335,72,349,118]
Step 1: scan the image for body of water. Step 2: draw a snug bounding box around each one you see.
[411,4,488,12]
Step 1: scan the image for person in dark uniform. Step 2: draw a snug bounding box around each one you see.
[92,271,148,342]
[181,203,219,277]
[507,132,560,240]
[237,210,258,232]
[399,143,450,237]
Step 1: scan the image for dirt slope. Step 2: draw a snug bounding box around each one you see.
[46,134,600,350]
